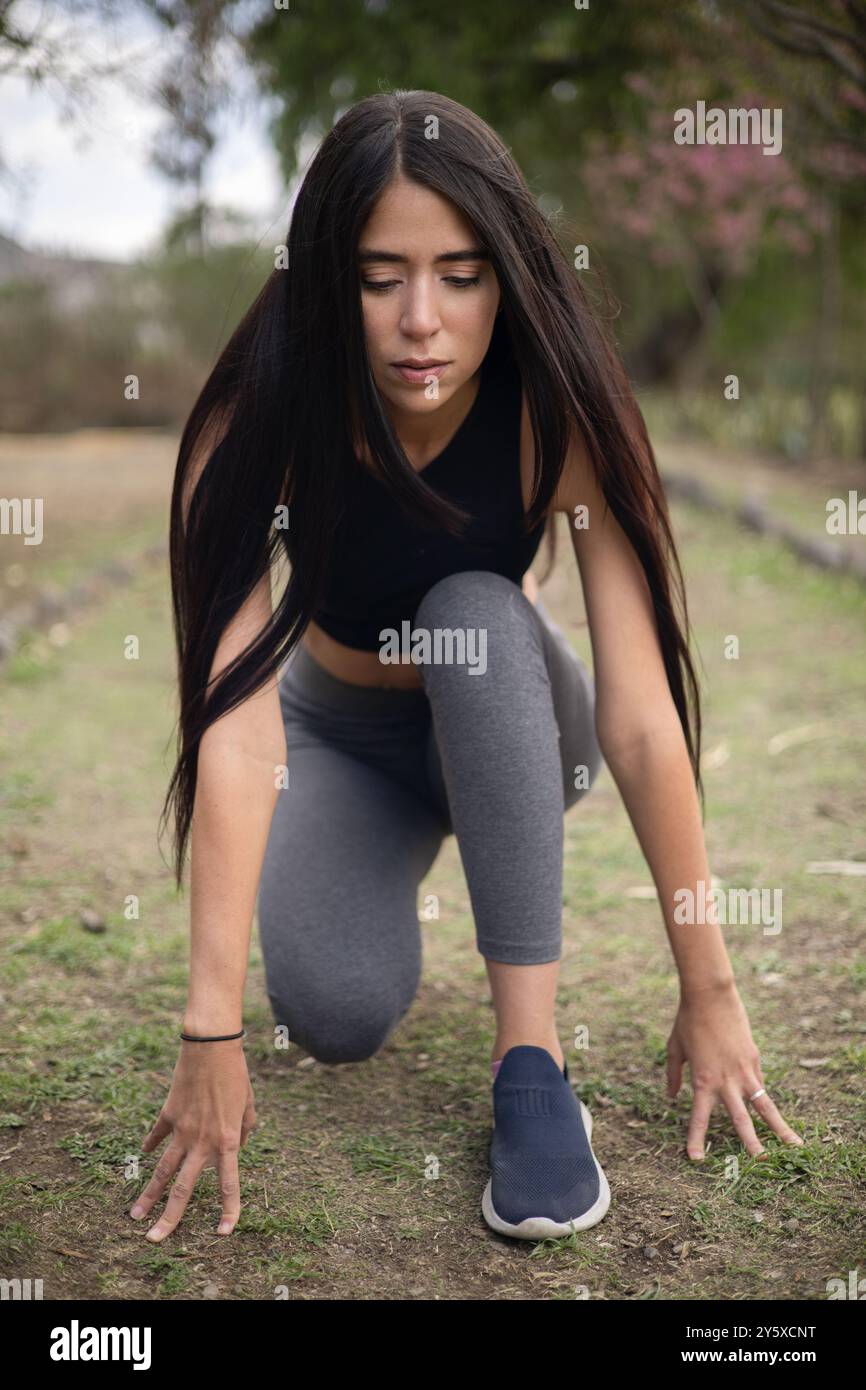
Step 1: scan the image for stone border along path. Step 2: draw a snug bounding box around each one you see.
[661,470,866,585]
[0,541,167,671]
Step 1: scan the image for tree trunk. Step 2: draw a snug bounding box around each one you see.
[625,263,726,386]
[807,190,840,462]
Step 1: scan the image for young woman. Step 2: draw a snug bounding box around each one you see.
[131,89,803,1247]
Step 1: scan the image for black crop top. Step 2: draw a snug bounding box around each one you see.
[312,346,546,651]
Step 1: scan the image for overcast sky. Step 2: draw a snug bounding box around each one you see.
[0,0,291,262]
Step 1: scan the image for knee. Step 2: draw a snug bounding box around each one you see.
[415,569,530,630]
[269,992,410,1066]
[415,571,539,678]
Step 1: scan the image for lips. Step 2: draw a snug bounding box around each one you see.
[392,359,449,368]
[391,360,450,385]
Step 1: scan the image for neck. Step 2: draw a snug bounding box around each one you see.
[356,367,482,474]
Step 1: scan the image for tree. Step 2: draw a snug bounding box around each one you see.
[139,0,238,256]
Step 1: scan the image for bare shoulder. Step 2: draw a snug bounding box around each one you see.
[518,386,598,520]
[517,389,674,737]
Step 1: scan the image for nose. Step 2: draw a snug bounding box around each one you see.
[399,276,442,340]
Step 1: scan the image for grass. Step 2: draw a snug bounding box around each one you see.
[0,455,864,1299]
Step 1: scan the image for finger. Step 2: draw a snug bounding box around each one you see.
[145,1150,207,1242]
[666,1044,683,1099]
[686,1088,715,1160]
[216,1149,242,1235]
[130,1143,184,1220]
[722,1084,767,1158]
[141,1112,172,1153]
[748,1087,804,1146]
[240,1102,257,1147]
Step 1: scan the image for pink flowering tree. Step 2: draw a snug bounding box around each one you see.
[580,71,842,386]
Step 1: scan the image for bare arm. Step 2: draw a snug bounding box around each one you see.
[130,429,289,1242]
[183,573,287,1036]
[550,437,732,995]
[177,413,288,1032]
[549,425,802,1158]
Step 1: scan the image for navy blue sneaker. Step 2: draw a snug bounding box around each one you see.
[482,1045,610,1240]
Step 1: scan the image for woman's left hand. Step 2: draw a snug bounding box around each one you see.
[666,980,805,1160]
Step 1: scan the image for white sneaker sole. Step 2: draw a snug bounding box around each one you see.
[481,1098,611,1241]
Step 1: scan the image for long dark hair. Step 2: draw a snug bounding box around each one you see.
[159,88,704,889]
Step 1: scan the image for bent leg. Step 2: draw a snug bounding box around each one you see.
[532,594,605,812]
[256,740,444,1064]
[417,570,601,965]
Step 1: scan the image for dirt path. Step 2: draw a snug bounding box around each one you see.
[1,463,864,1300]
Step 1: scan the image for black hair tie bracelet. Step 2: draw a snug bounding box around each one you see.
[180,1029,246,1042]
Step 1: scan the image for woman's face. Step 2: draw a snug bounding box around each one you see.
[357,174,501,421]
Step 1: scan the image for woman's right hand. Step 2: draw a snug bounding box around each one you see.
[130,1036,257,1241]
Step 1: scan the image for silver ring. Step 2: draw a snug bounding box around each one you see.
[749,1087,767,1101]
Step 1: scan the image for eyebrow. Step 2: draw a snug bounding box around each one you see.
[357,247,490,265]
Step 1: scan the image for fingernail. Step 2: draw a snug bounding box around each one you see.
[130,1205,144,1219]
[145,1225,163,1241]
[218,1220,233,1235]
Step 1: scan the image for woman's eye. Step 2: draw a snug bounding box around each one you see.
[360,276,481,292]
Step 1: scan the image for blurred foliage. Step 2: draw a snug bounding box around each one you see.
[0,0,863,456]
[642,385,863,462]
[244,0,866,206]
[0,235,272,430]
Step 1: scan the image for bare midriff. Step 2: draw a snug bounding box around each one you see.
[302,568,539,689]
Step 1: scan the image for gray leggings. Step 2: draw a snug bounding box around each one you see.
[256,569,604,1063]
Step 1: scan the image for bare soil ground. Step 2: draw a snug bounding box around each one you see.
[1,429,864,1300]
